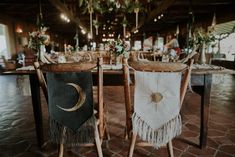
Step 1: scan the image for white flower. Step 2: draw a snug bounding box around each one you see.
[28,27,50,52]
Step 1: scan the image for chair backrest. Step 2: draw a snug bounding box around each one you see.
[123,59,193,105]
[123,58,194,138]
[33,61,48,103]
[131,60,193,106]
[41,58,103,114]
[36,58,104,145]
[137,51,151,62]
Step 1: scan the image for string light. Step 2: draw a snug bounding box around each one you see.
[60,13,70,23]
[154,13,164,22]
[134,29,139,34]
[88,33,92,39]
[81,29,86,34]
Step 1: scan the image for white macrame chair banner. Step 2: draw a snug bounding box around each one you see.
[133,71,182,148]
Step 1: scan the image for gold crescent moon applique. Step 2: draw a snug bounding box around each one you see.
[57,83,86,112]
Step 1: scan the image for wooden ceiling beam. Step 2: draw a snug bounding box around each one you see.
[0,0,49,5]
[174,0,235,6]
[131,0,175,32]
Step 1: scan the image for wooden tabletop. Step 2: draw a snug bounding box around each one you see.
[1,64,235,75]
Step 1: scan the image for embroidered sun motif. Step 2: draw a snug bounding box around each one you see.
[150,92,163,103]
[137,74,169,111]
[148,90,167,111]
[135,72,180,112]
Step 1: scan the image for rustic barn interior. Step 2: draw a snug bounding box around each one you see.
[0,0,235,157]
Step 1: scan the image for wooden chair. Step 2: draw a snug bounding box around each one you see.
[137,51,150,62]
[33,62,48,103]
[123,58,194,157]
[34,58,105,157]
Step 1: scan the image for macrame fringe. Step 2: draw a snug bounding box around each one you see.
[49,116,95,146]
[132,112,182,149]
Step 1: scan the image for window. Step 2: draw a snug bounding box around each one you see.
[0,24,10,59]
[213,20,235,61]
[220,32,235,61]
[133,41,141,51]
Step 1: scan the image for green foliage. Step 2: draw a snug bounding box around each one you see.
[121,0,134,13]
[78,0,147,14]
[28,27,50,53]
[93,19,101,27]
[189,27,215,48]
[109,37,128,56]
[121,16,128,26]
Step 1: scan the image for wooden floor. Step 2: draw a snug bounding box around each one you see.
[0,74,235,157]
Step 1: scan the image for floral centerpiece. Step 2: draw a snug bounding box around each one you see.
[28,27,49,52]
[108,36,129,65]
[28,27,50,62]
[192,27,215,46]
[108,36,128,57]
[189,27,215,64]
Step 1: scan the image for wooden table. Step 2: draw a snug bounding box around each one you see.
[190,67,235,148]
[2,67,235,149]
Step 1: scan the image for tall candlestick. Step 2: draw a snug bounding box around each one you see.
[64,44,67,53]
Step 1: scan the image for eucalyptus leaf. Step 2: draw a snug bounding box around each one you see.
[81,8,88,14]
[93,19,101,27]
[121,17,128,26]
[121,0,135,13]
[78,0,84,7]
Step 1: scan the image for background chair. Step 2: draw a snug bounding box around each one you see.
[123,59,193,157]
[34,58,104,157]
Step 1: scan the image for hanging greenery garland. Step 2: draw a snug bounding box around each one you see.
[76,0,153,36]
[122,16,128,39]
[88,0,93,39]
[93,15,101,35]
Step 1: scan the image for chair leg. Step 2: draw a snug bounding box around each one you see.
[95,123,103,157]
[103,103,111,141]
[125,127,128,140]
[58,127,66,157]
[58,144,64,157]
[128,132,137,157]
[167,140,174,157]
[105,129,110,140]
[124,126,129,140]
[102,114,110,149]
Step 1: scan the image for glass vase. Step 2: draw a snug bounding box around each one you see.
[114,54,121,65]
[38,44,49,63]
[39,45,46,61]
[199,42,207,64]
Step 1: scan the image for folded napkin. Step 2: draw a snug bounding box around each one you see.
[102,64,122,70]
[193,64,224,70]
[16,66,35,71]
